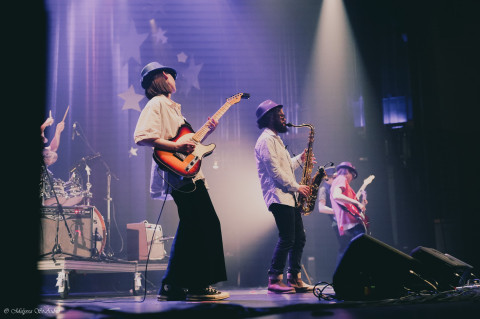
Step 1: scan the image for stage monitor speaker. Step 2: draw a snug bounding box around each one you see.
[40,206,97,258]
[127,221,166,261]
[333,234,430,300]
[410,246,473,291]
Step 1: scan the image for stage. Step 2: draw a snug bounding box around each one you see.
[34,233,480,318]
[37,286,480,318]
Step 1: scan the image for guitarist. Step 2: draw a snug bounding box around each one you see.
[134,62,229,301]
[330,161,367,265]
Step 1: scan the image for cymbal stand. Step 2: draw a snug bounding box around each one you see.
[84,164,93,206]
[96,160,118,259]
[105,171,113,258]
[72,122,118,258]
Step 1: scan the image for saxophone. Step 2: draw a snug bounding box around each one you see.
[286,123,326,215]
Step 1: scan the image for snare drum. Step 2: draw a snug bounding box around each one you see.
[63,179,84,206]
[43,178,68,206]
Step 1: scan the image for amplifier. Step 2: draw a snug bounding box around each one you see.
[40,206,106,258]
[127,221,167,261]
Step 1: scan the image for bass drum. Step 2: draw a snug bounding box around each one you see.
[92,207,107,255]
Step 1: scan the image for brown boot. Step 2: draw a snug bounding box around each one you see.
[268,274,296,294]
[287,272,314,293]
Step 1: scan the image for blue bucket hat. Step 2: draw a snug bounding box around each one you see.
[140,62,177,89]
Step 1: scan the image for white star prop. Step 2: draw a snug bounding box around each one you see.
[181,58,203,95]
[119,21,149,65]
[177,52,188,63]
[129,147,138,157]
[154,27,168,44]
[118,85,144,112]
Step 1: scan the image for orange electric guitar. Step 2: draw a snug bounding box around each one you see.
[153,93,250,177]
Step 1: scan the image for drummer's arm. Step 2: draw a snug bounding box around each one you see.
[49,122,65,152]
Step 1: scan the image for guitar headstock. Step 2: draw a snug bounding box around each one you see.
[227,93,250,105]
[364,175,375,186]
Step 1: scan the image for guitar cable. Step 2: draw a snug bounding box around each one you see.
[137,187,169,302]
[155,166,197,194]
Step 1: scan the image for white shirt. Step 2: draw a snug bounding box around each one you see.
[134,95,205,199]
[255,128,303,209]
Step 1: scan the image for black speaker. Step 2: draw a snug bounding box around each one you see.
[410,246,474,291]
[333,234,429,300]
[40,206,105,258]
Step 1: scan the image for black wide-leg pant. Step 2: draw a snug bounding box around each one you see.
[162,180,227,289]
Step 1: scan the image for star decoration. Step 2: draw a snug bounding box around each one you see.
[180,57,203,95]
[118,21,149,65]
[154,27,168,44]
[129,147,138,157]
[177,52,188,63]
[118,85,144,112]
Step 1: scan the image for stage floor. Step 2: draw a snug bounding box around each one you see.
[38,286,480,318]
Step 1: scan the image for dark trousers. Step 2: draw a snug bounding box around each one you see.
[162,180,227,289]
[268,203,306,276]
[336,223,366,266]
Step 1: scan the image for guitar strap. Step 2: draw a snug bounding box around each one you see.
[339,204,362,222]
[182,119,194,131]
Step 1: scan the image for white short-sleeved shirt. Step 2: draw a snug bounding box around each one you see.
[134,95,205,199]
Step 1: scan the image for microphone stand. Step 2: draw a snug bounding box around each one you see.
[72,122,119,259]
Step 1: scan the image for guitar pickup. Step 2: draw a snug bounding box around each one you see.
[173,153,186,161]
[185,156,199,172]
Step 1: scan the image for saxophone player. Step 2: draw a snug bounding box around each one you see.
[254,100,314,294]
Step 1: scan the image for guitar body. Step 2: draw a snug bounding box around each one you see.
[342,203,370,233]
[153,124,216,178]
[152,93,249,178]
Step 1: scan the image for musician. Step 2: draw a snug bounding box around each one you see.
[41,115,65,167]
[330,161,366,264]
[254,99,314,294]
[317,167,341,242]
[134,62,229,301]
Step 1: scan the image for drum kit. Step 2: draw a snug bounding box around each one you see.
[40,153,107,259]
[40,154,99,207]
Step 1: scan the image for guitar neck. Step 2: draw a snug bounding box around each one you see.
[356,184,367,200]
[355,175,374,201]
[191,101,233,142]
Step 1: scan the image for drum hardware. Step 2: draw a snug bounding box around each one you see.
[40,206,107,258]
[70,121,118,259]
[40,161,76,262]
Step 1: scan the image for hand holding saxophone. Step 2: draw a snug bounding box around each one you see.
[298,185,311,198]
[300,148,317,166]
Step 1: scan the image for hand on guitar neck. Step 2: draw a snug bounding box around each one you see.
[172,117,218,155]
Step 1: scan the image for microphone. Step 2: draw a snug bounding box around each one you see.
[286,123,293,127]
[72,123,77,140]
